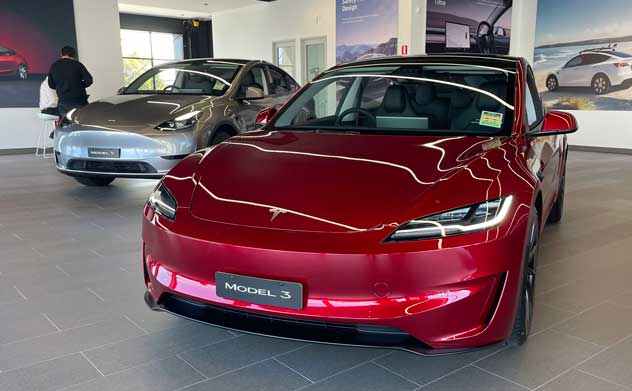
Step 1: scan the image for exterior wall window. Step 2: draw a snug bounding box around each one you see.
[121,29,184,85]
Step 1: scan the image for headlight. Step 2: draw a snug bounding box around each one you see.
[148,183,177,220]
[387,195,514,241]
[156,110,201,131]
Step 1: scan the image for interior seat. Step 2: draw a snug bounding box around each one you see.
[240,71,263,95]
[375,84,417,117]
[449,81,507,131]
[410,83,449,129]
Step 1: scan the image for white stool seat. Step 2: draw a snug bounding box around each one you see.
[36,112,58,158]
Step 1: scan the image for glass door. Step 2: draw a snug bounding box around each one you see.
[273,40,296,79]
[301,37,326,84]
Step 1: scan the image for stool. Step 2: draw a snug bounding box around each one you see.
[36,112,58,158]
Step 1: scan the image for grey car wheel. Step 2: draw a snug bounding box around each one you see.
[74,176,115,186]
[17,64,28,80]
[546,75,558,91]
[592,74,610,95]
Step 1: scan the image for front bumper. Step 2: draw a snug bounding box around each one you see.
[54,128,196,178]
[142,206,529,352]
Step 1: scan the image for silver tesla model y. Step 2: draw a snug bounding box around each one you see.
[54,59,299,186]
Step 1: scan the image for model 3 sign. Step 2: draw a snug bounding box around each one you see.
[88,148,120,158]
[216,272,303,310]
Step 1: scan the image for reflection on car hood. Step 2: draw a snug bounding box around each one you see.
[73,94,212,131]
[189,130,504,233]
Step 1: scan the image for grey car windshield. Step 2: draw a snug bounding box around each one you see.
[273,64,515,135]
[125,62,242,95]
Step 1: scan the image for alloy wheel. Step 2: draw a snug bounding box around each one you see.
[547,77,557,91]
[593,76,607,94]
[18,65,28,80]
[524,221,538,335]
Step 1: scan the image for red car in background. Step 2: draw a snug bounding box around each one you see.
[142,54,578,354]
[0,45,28,80]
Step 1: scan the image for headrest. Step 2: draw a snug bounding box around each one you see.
[477,81,507,112]
[415,83,436,106]
[382,85,408,113]
[451,90,473,109]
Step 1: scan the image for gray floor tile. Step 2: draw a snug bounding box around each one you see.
[0,311,58,345]
[0,353,100,391]
[554,302,632,346]
[276,344,387,381]
[579,337,632,387]
[66,356,205,391]
[0,317,144,371]
[531,302,575,334]
[476,330,603,389]
[85,322,236,374]
[375,345,503,385]
[538,369,627,391]
[300,362,417,391]
[422,365,526,391]
[183,359,310,391]
[178,334,306,378]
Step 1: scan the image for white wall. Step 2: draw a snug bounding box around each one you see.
[0,0,124,152]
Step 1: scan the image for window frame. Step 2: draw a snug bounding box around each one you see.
[525,66,545,130]
[120,29,184,85]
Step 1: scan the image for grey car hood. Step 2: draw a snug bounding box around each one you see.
[73,94,212,131]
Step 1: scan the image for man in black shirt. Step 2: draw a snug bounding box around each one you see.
[48,46,93,117]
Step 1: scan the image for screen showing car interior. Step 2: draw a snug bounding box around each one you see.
[272,63,516,136]
[445,22,471,49]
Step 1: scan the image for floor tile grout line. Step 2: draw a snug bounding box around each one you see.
[471,364,531,390]
[291,351,395,391]
[80,351,106,377]
[41,312,62,332]
[415,346,509,390]
[545,328,607,350]
[12,285,28,300]
[531,298,617,339]
[530,346,609,391]
[55,264,71,278]
[123,315,149,334]
[86,287,106,302]
[371,359,422,387]
[272,357,315,384]
[176,353,210,380]
[574,368,632,391]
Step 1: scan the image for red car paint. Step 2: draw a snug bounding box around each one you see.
[142,55,576,351]
[0,46,27,78]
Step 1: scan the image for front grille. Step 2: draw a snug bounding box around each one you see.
[151,293,430,351]
[67,159,157,174]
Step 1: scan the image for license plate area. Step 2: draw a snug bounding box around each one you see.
[88,148,121,158]
[216,272,303,310]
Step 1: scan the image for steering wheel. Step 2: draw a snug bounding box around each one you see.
[162,85,181,93]
[335,108,377,128]
[476,21,495,54]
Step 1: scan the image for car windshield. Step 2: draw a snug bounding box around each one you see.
[272,63,516,136]
[124,62,242,96]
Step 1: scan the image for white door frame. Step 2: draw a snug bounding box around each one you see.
[301,36,327,85]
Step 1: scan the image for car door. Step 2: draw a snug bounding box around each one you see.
[580,53,610,87]
[234,64,276,131]
[525,66,560,211]
[0,46,16,74]
[557,55,584,86]
[266,65,300,107]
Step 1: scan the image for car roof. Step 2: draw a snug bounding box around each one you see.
[162,58,270,66]
[325,54,522,74]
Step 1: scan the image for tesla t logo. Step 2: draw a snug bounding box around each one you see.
[269,208,288,221]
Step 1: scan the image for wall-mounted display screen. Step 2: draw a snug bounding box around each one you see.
[445,21,471,49]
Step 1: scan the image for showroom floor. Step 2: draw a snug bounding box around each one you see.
[1,151,632,391]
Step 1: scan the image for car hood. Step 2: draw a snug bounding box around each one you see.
[188,130,506,233]
[73,94,212,132]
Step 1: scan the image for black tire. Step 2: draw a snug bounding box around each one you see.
[546,75,558,91]
[16,64,28,80]
[507,209,539,347]
[592,74,610,95]
[547,172,565,224]
[209,129,234,145]
[73,176,115,187]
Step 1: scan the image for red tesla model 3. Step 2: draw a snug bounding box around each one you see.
[142,55,578,354]
[0,45,28,80]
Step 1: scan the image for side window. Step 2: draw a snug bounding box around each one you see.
[360,77,392,110]
[240,65,268,96]
[525,67,544,128]
[268,66,298,95]
[564,56,583,68]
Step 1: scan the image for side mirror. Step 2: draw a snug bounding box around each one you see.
[530,111,578,137]
[255,107,278,127]
[117,87,126,95]
[241,86,265,100]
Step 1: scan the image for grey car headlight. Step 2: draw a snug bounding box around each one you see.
[156,110,201,131]
[148,183,177,220]
[387,195,514,241]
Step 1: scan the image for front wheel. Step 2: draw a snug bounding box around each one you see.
[546,75,558,91]
[547,172,565,224]
[592,74,610,95]
[507,209,539,347]
[73,176,115,187]
[17,64,28,80]
[209,129,233,145]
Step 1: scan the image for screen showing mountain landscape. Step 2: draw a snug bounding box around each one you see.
[336,0,398,64]
[534,0,632,111]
